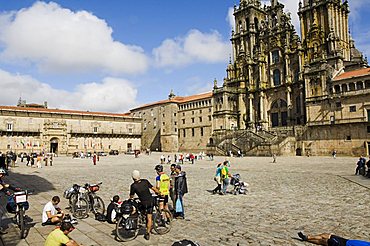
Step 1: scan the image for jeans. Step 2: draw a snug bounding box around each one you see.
[222,178,229,194]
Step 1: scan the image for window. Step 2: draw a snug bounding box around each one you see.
[128,128,133,134]
[199,109,202,113]
[208,116,212,121]
[163,122,165,126]
[151,109,154,116]
[183,112,185,116]
[174,121,177,125]
[346,135,351,141]
[349,106,356,112]
[93,127,98,133]
[209,108,211,112]
[200,127,204,137]
[6,123,13,131]
[192,111,194,115]
[336,102,342,108]
[272,50,279,63]
[162,114,165,117]
[182,119,185,124]
[273,69,281,86]
[199,117,202,123]
[183,129,186,138]
[192,118,195,123]
[174,113,177,116]
[192,128,195,137]
[175,128,177,132]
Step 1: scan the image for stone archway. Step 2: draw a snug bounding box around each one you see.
[50,138,59,154]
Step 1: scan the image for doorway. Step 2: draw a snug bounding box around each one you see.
[50,138,59,154]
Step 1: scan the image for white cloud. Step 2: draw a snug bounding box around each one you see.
[0,69,137,113]
[152,29,230,68]
[0,1,148,75]
[227,7,235,30]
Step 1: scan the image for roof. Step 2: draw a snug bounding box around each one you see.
[334,67,370,81]
[0,105,136,119]
[131,91,212,111]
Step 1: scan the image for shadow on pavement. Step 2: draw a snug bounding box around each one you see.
[1,169,56,245]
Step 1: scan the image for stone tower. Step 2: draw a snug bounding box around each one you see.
[213,0,305,134]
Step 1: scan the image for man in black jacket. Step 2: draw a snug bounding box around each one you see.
[174,165,188,219]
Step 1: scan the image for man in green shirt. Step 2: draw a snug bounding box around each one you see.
[220,161,231,195]
[44,222,80,246]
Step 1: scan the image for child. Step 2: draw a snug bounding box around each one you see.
[106,195,121,224]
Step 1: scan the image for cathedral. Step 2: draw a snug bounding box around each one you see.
[210,0,369,156]
[132,0,369,156]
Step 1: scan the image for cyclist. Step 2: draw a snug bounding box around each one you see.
[42,196,65,226]
[129,170,159,240]
[154,164,171,213]
[44,221,80,246]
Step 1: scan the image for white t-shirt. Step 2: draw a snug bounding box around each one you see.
[42,201,58,223]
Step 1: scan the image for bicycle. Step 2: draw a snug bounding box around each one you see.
[6,190,31,239]
[64,182,105,219]
[115,196,172,242]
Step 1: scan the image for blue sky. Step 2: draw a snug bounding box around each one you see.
[0,0,369,113]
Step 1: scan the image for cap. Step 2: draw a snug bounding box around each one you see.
[132,170,140,180]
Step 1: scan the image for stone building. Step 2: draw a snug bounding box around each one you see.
[0,105,141,155]
[209,0,370,156]
[132,0,369,156]
[130,92,212,152]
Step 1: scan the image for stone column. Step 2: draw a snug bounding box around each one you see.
[249,94,254,123]
[259,92,265,121]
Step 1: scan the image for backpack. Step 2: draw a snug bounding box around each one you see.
[172,239,200,246]
[95,212,106,222]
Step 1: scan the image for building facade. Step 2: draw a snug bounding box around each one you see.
[0,106,141,155]
[130,92,213,152]
[133,0,370,156]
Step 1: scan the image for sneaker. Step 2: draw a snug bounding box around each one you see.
[298,232,307,241]
[70,219,78,225]
[144,233,150,240]
[41,222,46,226]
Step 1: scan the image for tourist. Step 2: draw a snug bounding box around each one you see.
[154,165,171,214]
[167,155,172,164]
[36,154,42,168]
[50,154,53,166]
[332,150,337,159]
[169,164,177,210]
[220,161,231,195]
[26,154,31,166]
[272,153,277,163]
[42,196,64,226]
[160,154,165,164]
[174,165,188,219]
[129,170,159,240]
[106,195,121,224]
[297,231,370,245]
[92,153,97,165]
[212,163,222,194]
[44,221,80,246]
[355,156,366,175]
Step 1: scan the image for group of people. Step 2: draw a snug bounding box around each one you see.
[212,161,231,195]
[355,155,370,178]
[0,151,53,170]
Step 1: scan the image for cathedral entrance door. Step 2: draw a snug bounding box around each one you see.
[50,138,59,154]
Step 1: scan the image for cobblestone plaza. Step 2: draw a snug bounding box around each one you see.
[1,153,369,245]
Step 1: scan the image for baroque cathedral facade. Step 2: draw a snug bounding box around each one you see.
[209,0,369,156]
[133,0,370,156]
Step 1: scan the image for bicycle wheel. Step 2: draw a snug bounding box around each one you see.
[69,193,78,206]
[92,196,105,214]
[72,198,89,219]
[116,216,138,242]
[18,208,25,239]
[153,209,172,235]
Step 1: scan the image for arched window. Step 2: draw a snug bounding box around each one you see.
[273,69,281,86]
[270,99,288,127]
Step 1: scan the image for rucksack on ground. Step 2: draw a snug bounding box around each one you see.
[95,212,106,222]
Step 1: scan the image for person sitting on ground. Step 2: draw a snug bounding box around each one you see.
[106,195,121,224]
[129,170,159,240]
[44,221,80,246]
[298,231,370,246]
[42,196,65,226]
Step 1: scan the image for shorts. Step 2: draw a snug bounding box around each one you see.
[158,195,169,205]
[328,235,348,246]
[140,202,153,214]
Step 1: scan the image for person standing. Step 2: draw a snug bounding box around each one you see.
[129,170,159,240]
[332,150,337,159]
[50,154,53,166]
[92,153,97,165]
[174,165,188,219]
[212,163,223,194]
[169,164,177,210]
[220,161,231,195]
[154,165,170,213]
[26,154,31,166]
[355,156,366,175]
